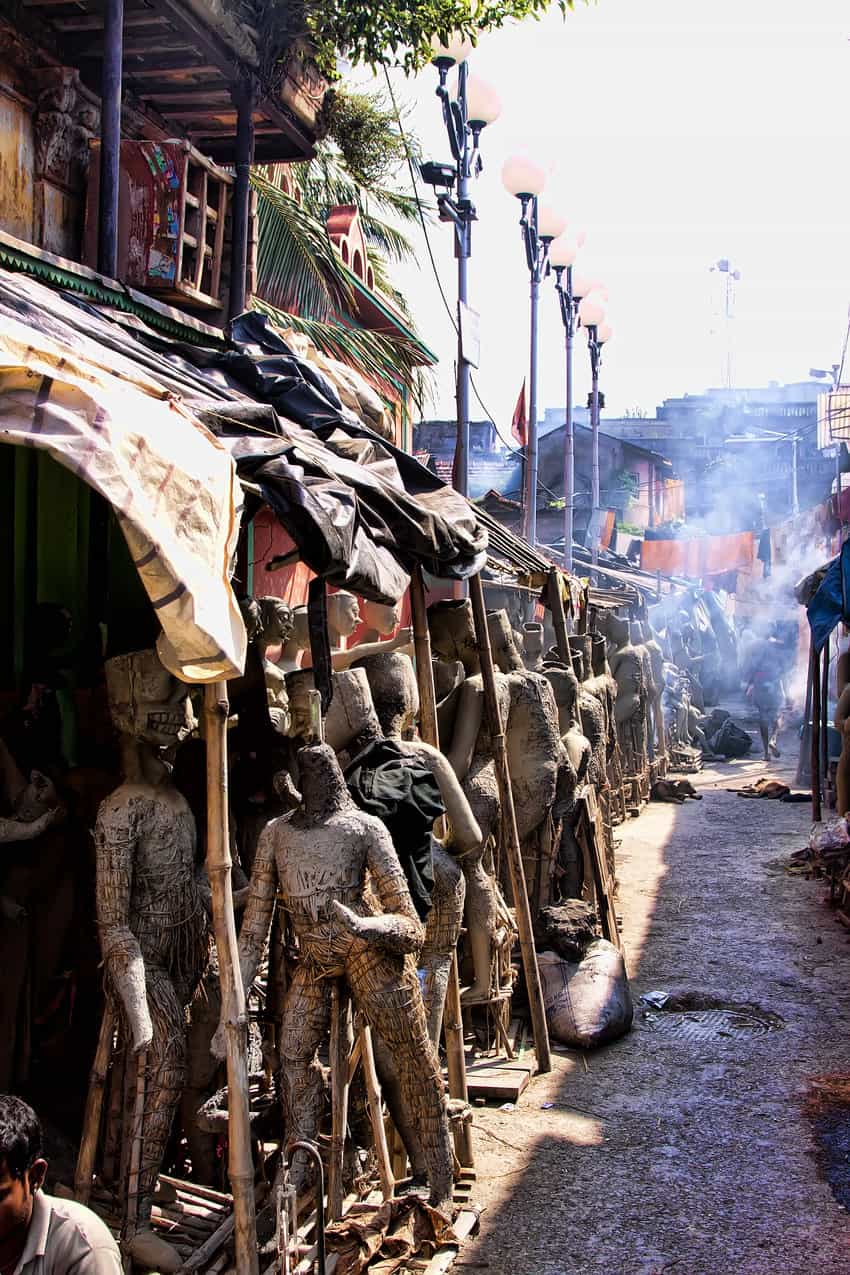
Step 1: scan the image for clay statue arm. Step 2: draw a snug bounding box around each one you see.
[445,679,485,782]
[332,822,423,956]
[234,825,278,993]
[330,627,413,671]
[0,808,62,844]
[835,685,850,733]
[0,739,26,808]
[397,740,483,852]
[94,805,152,1054]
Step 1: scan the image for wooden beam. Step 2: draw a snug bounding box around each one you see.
[141,86,230,103]
[123,59,219,75]
[144,0,245,78]
[55,13,169,30]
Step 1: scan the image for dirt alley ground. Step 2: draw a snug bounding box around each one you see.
[462,709,850,1274]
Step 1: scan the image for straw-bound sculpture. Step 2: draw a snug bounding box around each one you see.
[94,649,209,1273]
[216,743,454,1209]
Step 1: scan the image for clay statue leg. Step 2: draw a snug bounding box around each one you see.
[421,846,465,1043]
[278,964,332,1192]
[136,969,187,1224]
[460,845,498,1002]
[370,1033,428,1183]
[348,944,453,1209]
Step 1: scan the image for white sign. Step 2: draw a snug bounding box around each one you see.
[459,301,481,369]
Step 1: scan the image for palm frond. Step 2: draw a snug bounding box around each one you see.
[358,212,416,264]
[252,173,354,320]
[366,252,415,323]
[251,296,432,411]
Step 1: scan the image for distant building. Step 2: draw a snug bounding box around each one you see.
[600,382,839,531]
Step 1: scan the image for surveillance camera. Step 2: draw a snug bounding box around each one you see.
[419,160,456,189]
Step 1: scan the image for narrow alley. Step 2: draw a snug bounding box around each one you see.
[466,718,850,1275]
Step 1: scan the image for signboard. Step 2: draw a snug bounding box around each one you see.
[459,301,481,369]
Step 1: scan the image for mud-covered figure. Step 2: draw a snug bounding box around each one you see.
[542,664,591,783]
[636,622,667,768]
[836,682,850,816]
[355,596,404,645]
[278,605,310,673]
[598,614,648,789]
[566,643,609,792]
[218,744,453,1208]
[428,600,509,1001]
[94,650,208,1273]
[240,596,295,735]
[628,622,657,771]
[484,610,563,913]
[323,590,413,671]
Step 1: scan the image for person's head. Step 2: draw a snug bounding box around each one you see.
[0,1096,47,1242]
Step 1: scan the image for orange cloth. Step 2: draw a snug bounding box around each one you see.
[641,531,754,578]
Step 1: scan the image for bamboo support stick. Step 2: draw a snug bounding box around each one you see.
[468,573,552,1074]
[328,981,351,1221]
[822,638,831,800]
[811,643,822,823]
[797,648,814,785]
[75,997,116,1203]
[178,1213,235,1273]
[204,682,259,1275]
[410,564,473,1164]
[357,1025,394,1201]
[547,568,574,671]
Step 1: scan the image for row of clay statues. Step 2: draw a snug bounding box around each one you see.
[84,590,672,1270]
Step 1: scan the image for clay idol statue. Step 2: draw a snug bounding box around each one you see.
[94,649,208,1273]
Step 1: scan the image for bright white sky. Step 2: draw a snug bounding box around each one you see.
[371,0,850,428]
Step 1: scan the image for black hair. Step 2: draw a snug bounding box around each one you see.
[0,1095,43,1180]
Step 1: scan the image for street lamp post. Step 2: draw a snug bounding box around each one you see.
[502,157,566,545]
[578,291,609,564]
[550,236,580,572]
[425,39,500,498]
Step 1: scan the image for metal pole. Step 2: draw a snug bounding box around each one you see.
[98,0,124,277]
[590,328,601,565]
[525,201,540,547]
[454,61,471,498]
[791,433,799,515]
[563,266,575,573]
[228,79,255,322]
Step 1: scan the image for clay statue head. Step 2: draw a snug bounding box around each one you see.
[629,621,645,647]
[544,665,580,720]
[591,635,610,677]
[522,623,544,670]
[568,637,586,681]
[327,591,361,642]
[359,597,403,637]
[428,600,478,675]
[486,610,524,674]
[256,596,295,646]
[286,668,382,753]
[296,743,350,819]
[353,651,419,738]
[104,648,193,748]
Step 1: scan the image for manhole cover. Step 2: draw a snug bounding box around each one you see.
[639,992,783,1042]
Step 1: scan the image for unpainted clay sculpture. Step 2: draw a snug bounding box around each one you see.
[356,596,404,644]
[486,610,563,912]
[542,664,591,782]
[241,596,295,734]
[428,600,510,1001]
[277,605,309,673]
[95,649,209,1273]
[629,621,657,771]
[522,623,545,672]
[597,613,648,786]
[565,643,609,792]
[327,590,413,670]
[835,682,850,816]
[635,621,667,766]
[218,743,453,1207]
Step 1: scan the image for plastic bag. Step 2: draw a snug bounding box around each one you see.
[538,940,633,1049]
[809,817,850,857]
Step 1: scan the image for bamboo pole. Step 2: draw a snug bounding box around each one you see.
[75,997,116,1203]
[811,642,822,823]
[357,1025,394,1201]
[468,573,551,1074]
[204,682,259,1275]
[328,981,351,1221]
[547,568,574,672]
[822,638,831,806]
[409,564,473,1165]
[797,648,814,786]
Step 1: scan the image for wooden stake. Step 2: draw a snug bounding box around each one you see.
[811,642,822,823]
[822,638,831,798]
[204,682,259,1275]
[797,646,814,786]
[410,564,474,1165]
[547,568,574,672]
[357,1024,394,1201]
[468,574,552,1074]
[328,981,351,1221]
[75,997,116,1204]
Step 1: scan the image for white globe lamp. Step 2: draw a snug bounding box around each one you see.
[537,205,568,241]
[501,154,546,199]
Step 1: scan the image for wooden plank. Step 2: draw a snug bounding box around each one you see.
[142,87,232,103]
[464,1058,533,1102]
[55,13,170,30]
[123,58,219,74]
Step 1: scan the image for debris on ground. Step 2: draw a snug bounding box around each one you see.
[535,900,599,961]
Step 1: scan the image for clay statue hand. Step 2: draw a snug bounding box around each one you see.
[390,627,414,653]
[330,898,422,956]
[127,1003,154,1056]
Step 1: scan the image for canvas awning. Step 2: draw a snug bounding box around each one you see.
[0,267,491,668]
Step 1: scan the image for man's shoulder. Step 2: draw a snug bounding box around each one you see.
[43,1194,121,1267]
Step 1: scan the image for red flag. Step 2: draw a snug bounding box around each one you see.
[511,379,527,447]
